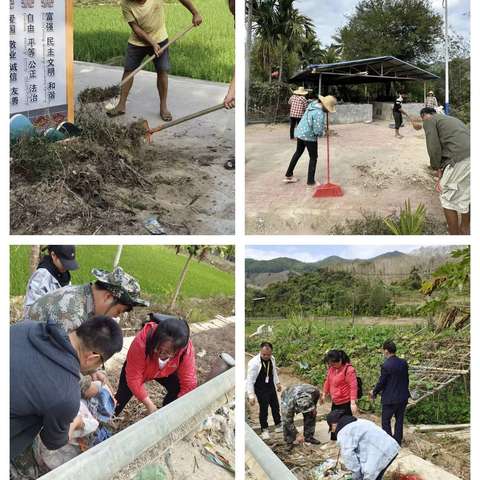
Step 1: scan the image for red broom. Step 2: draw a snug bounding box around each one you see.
[313,112,343,197]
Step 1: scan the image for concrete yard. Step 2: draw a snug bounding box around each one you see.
[75,62,235,235]
[245,121,447,235]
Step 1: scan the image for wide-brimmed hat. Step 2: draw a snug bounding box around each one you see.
[293,86,309,95]
[92,266,150,307]
[428,90,434,94]
[319,95,337,113]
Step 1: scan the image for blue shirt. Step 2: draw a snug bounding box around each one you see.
[294,101,326,142]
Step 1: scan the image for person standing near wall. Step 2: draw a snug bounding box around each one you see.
[288,87,309,140]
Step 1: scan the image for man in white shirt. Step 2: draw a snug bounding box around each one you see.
[246,342,282,440]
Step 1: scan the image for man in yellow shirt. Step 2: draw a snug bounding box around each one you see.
[108,0,202,120]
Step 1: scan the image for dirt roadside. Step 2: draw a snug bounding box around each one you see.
[246,122,447,235]
[245,358,469,479]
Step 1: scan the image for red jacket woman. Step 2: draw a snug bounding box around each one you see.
[114,314,197,416]
[321,350,358,440]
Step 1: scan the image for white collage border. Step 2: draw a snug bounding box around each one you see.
[0,0,478,478]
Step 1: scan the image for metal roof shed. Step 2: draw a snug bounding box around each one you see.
[290,56,439,98]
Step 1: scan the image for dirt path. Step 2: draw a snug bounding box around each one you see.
[245,122,447,235]
[245,357,469,479]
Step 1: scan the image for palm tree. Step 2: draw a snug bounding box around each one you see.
[320,43,343,64]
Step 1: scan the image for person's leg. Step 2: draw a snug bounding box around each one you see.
[111,44,147,114]
[381,404,394,438]
[153,38,171,120]
[303,411,319,442]
[393,401,407,445]
[256,390,270,431]
[269,389,282,426]
[290,117,296,139]
[306,140,319,185]
[285,139,306,178]
[443,208,460,235]
[394,112,403,138]
[114,362,134,416]
[460,210,470,235]
[156,373,180,406]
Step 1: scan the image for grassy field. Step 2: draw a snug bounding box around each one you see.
[74,0,234,82]
[10,245,234,301]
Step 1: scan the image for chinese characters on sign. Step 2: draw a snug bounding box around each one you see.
[10,0,69,123]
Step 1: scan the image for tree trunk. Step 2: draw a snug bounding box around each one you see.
[169,253,194,311]
[29,246,41,273]
[113,245,123,268]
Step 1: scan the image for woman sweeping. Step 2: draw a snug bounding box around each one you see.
[114,314,197,416]
[321,349,359,440]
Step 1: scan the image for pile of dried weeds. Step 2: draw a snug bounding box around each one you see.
[10,107,153,234]
[77,85,120,104]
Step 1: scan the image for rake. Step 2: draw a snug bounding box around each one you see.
[143,103,226,143]
[313,112,344,198]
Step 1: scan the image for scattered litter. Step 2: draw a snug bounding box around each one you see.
[197,348,207,358]
[133,465,167,480]
[144,217,167,235]
[201,446,235,475]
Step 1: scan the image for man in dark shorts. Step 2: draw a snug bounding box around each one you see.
[108,0,202,120]
[392,93,407,139]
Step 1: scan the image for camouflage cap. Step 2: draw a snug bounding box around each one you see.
[92,266,150,307]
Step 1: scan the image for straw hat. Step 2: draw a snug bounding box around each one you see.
[428,90,434,95]
[293,86,309,95]
[319,95,337,113]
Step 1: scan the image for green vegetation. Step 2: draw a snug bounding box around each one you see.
[248,0,469,124]
[246,269,424,318]
[246,318,469,424]
[74,0,234,83]
[384,200,426,235]
[10,245,234,301]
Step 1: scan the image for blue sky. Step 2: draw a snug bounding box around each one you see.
[295,0,470,45]
[246,245,427,263]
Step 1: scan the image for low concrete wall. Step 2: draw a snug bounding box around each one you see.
[330,103,373,124]
[374,102,424,120]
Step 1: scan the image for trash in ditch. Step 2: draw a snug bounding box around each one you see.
[133,465,167,480]
[310,459,351,479]
[201,446,235,475]
[144,217,167,235]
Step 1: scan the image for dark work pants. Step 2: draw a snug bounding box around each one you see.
[330,402,353,441]
[382,401,407,445]
[285,139,318,185]
[375,454,398,480]
[393,110,402,130]
[256,388,281,429]
[283,411,316,444]
[114,361,180,416]
[290,117,300,139]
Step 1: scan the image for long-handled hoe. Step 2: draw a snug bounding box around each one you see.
[143,103,226,143]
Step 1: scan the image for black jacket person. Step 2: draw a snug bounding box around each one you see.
[371,341,410,445]
[10,317,122,459]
